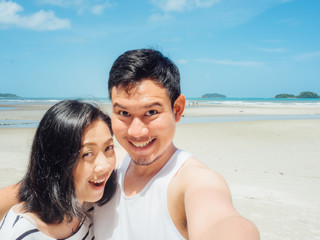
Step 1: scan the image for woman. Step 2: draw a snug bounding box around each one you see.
[0,100,117,239]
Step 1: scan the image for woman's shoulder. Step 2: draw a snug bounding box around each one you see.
[0,205,44,239]
[0,205,95,240]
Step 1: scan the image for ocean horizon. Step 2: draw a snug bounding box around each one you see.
[1,96,320,105]
[1,97,320,128]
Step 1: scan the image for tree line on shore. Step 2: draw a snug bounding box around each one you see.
[0,93,19,97]
[275,91,319,98]
[202,93,226,98]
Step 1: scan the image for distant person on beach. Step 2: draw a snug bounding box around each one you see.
[0,49,259,239]
[0,100,117,239]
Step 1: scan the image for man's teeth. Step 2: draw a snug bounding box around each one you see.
[131,140,152,147]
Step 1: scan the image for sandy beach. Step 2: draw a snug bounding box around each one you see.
[0,101,320,240]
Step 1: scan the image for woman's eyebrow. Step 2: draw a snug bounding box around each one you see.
[82,137,113,147]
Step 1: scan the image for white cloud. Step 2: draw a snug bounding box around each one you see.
[177,59,188,64]
[197,58,264,68]
[195,0,220,8]
[256,48,286,53]
[293,51,320,62]
[0,1,70,30]
[163,37,181,42]
[152,0,187,12]
[280,0,293,3]
[151,0,219,12]
[262,39,282,43]
[149,12,172,21]
[276,17,301,26]
[37,0,112,15]
[90,2,112,15]
[37,0,65,6]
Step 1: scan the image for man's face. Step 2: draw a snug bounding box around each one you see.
[111,79,182,166]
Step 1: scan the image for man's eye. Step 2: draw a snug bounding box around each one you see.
[119,111,130,117]
[146,110,157,116]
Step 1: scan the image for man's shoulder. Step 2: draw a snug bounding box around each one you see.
[173,154,231,194]
[178,154,221,179]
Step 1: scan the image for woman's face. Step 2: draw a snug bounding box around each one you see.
[73,120,116,204]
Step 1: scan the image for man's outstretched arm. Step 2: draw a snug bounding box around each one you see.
[0,183,20,220]
[181,159,259,240]
[199,215,259,240]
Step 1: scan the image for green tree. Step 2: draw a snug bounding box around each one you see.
[0,93,19,97]
[202,93,226,98]
[297,91,319,98]
[275,94,296,98]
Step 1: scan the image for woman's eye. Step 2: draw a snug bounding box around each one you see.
[119,111,130,117]
[105,145,114,152]
[146,110,157,116]
[82,152,93,159]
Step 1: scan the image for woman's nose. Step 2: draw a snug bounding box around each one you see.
[94,152,113,173]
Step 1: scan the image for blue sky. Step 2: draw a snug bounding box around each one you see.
[0,0,319,98]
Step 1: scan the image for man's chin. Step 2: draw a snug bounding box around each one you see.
[131,154,161,166]
[131,158,156,166]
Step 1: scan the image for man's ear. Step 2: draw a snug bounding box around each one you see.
[173,94,186,122]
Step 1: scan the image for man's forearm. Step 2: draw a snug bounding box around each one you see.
[199,216,260,240]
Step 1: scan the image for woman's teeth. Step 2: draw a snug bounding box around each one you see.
[90,179,105,186]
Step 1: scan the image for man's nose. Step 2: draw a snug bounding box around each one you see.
[127,117,148,138]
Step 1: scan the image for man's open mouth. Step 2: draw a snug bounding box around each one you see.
[129,138,155,148]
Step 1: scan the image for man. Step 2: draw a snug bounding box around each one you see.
[0,48,259,240]
[94,49,259,239]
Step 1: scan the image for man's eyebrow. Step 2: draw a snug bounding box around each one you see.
[144,102,162,108]
[113,102,162,109]
[113,102,126,109]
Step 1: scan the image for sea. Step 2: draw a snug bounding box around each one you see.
[1,97,320,127]
[187,97,320,105]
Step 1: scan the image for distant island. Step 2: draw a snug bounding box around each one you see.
[275,91,319,99]
[0,93,19,98]
[202,93,226,98]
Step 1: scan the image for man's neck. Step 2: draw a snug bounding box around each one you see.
[123,144,177,196]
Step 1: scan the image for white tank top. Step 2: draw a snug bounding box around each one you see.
[94,149,191,240]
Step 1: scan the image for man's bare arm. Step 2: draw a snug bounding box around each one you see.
[181,159,259,240]
[0,183,20,220]
[199,215,259,240]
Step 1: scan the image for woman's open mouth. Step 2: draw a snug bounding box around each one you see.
[89,178,106,187]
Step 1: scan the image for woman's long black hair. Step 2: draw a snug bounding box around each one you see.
[18,100,117,224]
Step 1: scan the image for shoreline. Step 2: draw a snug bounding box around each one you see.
[1,101,320,127]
